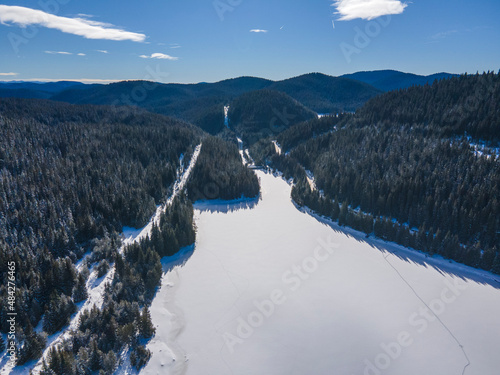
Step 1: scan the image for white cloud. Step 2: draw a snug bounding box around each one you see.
[96,50,109,54]
[0,5,146,42]
[0,72,18,76]
[250,29,268,33]
[77,53,86,56]
[139,53,178,60]
[170,43,181,49]
[332,0,407,21]
[45,51,72,55]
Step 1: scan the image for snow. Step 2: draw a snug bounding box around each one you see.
[237,137,250,165]
[1,145,202,375]
[469,142,500,161]
[305,169,317,191]
[144,170,500,375]
[272,140,282,155]
[224,106,230,128]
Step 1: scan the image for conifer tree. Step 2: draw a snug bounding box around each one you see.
[139,307,156,339]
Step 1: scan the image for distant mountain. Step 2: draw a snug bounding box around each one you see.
[0,81,85,99]
[51,74,380,134]
[269,73,381,113]
[6,71,457,134]
[341,70,457,92]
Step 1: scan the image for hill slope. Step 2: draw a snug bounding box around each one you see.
[260,72,500,274]
[51,74,380,133]
[228,89,317,144]
[341,70,457,91]
[270,72,381,113]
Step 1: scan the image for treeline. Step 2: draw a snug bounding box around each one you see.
[271,72,500,273]
[40,195,196,374]
[0,98,200,368]
[356,71,500,143]
[187,136,260,201]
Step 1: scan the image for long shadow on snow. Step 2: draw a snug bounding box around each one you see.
[297,206,500,290]
[194,195,261,214]
[161,244,196,274]
[156,196,260,277]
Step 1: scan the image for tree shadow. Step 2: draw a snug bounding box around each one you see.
[194,195,261,214]
[299,206,500,290]
[161,244,196,274]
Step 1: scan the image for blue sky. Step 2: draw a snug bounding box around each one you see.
[0,0,499,83]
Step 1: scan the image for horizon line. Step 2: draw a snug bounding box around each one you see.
[0,69,492,86]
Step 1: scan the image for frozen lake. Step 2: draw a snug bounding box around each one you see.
[144,170,500,375]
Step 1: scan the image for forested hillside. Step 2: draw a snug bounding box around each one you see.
[341,70,456,92]
[356,71,500,143]
[268,73,381,113]
[228,89,317,144]
[39,194,196,374]
[261,72,500,273]
[0,98,202,369]
[187,136,260,201]
[50,74,381,134]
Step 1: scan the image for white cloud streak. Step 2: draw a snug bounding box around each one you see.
[0,5,146,42]
[432,30,458,40]
[96,50,109,54]
[250,29,268,33]
[332,0,407,21]
[0,72,18,76]
[139,53,178,60]
[45,51,72,55]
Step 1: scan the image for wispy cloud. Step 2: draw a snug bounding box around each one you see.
[332,0,408,21]
[0,72,18,76]
[0,5,146,42]
[250,29,268,33]
[431,30,458,40]
[45,51,72,55]
[139,53,178,60]
[170,43,181,49]
[77,53,86,56]
[96,50,109,54]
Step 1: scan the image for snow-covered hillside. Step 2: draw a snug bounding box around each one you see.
[1,145,202,375]
[143,170,500,375]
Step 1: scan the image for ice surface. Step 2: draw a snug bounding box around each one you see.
[144,170,500,375]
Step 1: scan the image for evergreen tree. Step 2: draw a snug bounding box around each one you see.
[139,307,156,339]
[39,360,56,375]
[0,334,5,353]
[130,345,151,371]
[492,252,500,275]
[72,273,88,303]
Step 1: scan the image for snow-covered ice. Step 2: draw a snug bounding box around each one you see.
[144,170,500,375]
